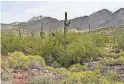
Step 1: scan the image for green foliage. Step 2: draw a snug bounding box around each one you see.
[60,71,110,84]
[29,75,56,84]
[114,32,124,50]
[1,70,11,81]
[108,53,117,58]
[1,27,124,84]
[68,63,88,72]
[103,70,120,82]
[51,61,61,68]
[120,51,124,57]
[117,56,124,64]
[55,68,71,75]
[3,51,45,70]
[101,56,124,66]
[1,31,112,67]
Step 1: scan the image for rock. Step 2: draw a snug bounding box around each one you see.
[30,69,40,76]
[44,70,49,73]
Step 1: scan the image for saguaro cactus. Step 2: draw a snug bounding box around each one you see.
[88,23,91,32]
[31,28,35,37]
[64,12,71,39]
[18,25,22,39]
[40,16,45,38]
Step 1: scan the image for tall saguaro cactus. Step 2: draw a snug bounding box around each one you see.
[64,12,71,39]
[18,25,22,39]
[40,16,45,38]
[31,28,35,37]
[88,23,91,32]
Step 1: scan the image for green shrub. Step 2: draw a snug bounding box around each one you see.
[29,75,56,84]
[101,57,116,66]
[60,71,110,84]
[1,70,11,81]
[117,56,124,64]
[103,70,119,82]
[68,63,88,72]
[108,53,117,58]
[7,51,45,69]
[51,61,61,68]
[55,68,71,75]
[46,66,55,72]
[2,31,111,67]
[120,51,124,57]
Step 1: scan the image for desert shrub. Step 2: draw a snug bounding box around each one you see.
[120,51,124,57]
[108,53,117,58]
[101,56,124,66]
[60,71,110,84]
[29,75,56,84]
[51,61,61,68]
[8,51,31,69]
[68,63,88,72]
[1,31,111,67]
[115,32,124,50]
[55,68,71,75]
[103,70,119,82]
[101,57,116,66]
[46,66,55,72]
[113,82,124,84]
[117,56,124,64]
[1,57,9,70]
[7,51,45,69]
[1,70,11,81]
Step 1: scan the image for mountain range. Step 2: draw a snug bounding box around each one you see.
[1,8,124,33]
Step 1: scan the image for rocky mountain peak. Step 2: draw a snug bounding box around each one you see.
[114,8,124,15]
[28,15,45,22]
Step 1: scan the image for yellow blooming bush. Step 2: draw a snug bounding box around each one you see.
[4,51,46,70]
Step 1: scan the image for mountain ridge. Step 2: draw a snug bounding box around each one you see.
[1,8,124,33]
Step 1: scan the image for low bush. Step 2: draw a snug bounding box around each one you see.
[29,75,56,84]
[108,53,117,58]
[117,56,124,64]
[102,70,119,82]
[60,71,110,84]
[4,51,46,70]
[55,68,71,75]
[68,63,88,72]
[120,51,124,57]
[1,70,11,81]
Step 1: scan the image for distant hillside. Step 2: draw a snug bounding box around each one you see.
[1,8,124,33]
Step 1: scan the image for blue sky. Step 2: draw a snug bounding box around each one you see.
[1,1,124,23]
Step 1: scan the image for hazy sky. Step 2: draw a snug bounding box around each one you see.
[1,1,124,23]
